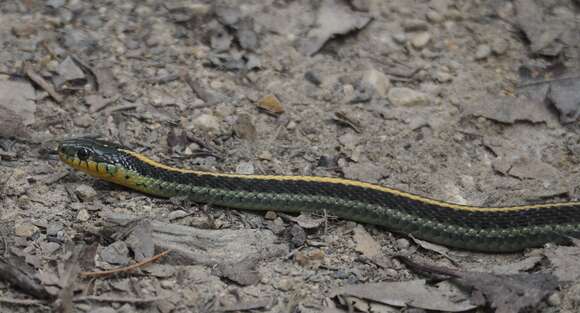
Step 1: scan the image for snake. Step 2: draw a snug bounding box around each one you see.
[57,138,580,252]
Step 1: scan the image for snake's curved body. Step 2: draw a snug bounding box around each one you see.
[58,138,580,252]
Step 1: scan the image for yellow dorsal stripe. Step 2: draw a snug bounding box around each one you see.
[121,149,580,213]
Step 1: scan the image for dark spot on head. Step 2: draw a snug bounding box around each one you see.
[125,175,130,180]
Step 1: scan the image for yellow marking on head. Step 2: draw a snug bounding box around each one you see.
[121,150,580,213]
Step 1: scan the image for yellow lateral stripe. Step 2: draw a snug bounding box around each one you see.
[121,150,580,213]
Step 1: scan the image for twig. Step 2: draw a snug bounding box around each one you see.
[56,246,83,313]
[0,297,48,306]
[73,295,164,303]
[179,69,218,106]
[24,62,63,103]
[79,249,172,278]
[0,295,164,305]
[518,75,580,88]
[0,256,51,299]
[394,255,460,278]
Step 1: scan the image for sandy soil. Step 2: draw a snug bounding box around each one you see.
[1,0,580,312]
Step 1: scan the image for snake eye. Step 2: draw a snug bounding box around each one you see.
[77,148,91,161]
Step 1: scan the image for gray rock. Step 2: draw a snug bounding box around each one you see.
[434,70,453,83]
[101,241,130,265]
[77,209,90,221]
[351,0,371,12]
[88,308,116,313]
[164,0,210,22]
[74,184,97,202]
[547,292,561,306]
[396,238,410,249]
[42,242,60,255]
[388,87,430,106]
[236,161,255,174]
[191,114,220,133]
[47,223,63,236]
[491,38,509,55]
[54,56,86,88]
[392,33,407,44]
[14,222,38,238]
[362,69,391,98]
[47,0,65,9]
[475,44,492,60]
[168,210,189,220]
[304,71,322,86]
[290,224,306,247]
[62,28,98,52]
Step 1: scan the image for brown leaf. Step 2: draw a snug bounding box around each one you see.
[215,258,260,286]
[544,242,580,282]
[0,255,51,299]
[352,225,381,258]
[299,0,371,56]
[398,257,559,313]
[331,279,475,312]
[257,95,284,115]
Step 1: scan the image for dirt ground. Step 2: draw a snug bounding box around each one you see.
[1,0,580,312]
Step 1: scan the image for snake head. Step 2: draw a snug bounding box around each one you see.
[58,138,130,175]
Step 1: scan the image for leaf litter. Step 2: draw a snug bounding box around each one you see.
[396,256,559,313]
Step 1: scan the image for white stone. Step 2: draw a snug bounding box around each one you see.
[388,87,430,106]
[362,69,391,97]
[411,32,431,49]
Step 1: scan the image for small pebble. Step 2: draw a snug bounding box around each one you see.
[294,249,324,267]
[569,284,580,305]
[77,209,90,221]
[88,308,116,313]
[191,114,220,133]
[264,211,277,220]
[304,71,321,86]
[42,242,61,255]
[445,9,463,20]
[14,222,38,238]
[426,10,444,23]
[47,223,63,236]
[275,278,292,291]
[384,268,399,278]
[362,69,391,97]
[388,87,430,106]
[236,161,255,175]
[547,292,561,306]
[286,120,297,130]
[434,70,453,83]
[411,32,431,49]
[402,19,429,32]
[351,0,370,12]
[74,184,97,202]
[343,84,354,99]
[491,38,509,55]
[47,0,65,8]
[392,33,407,44]
[160,279,175,289]
[475,44,491,60]
[289,224,307,247]
[168,210,189,220]
[258,151,272,160]
[396,238,410,249]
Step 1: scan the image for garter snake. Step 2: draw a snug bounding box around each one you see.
[58,138,580,252]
